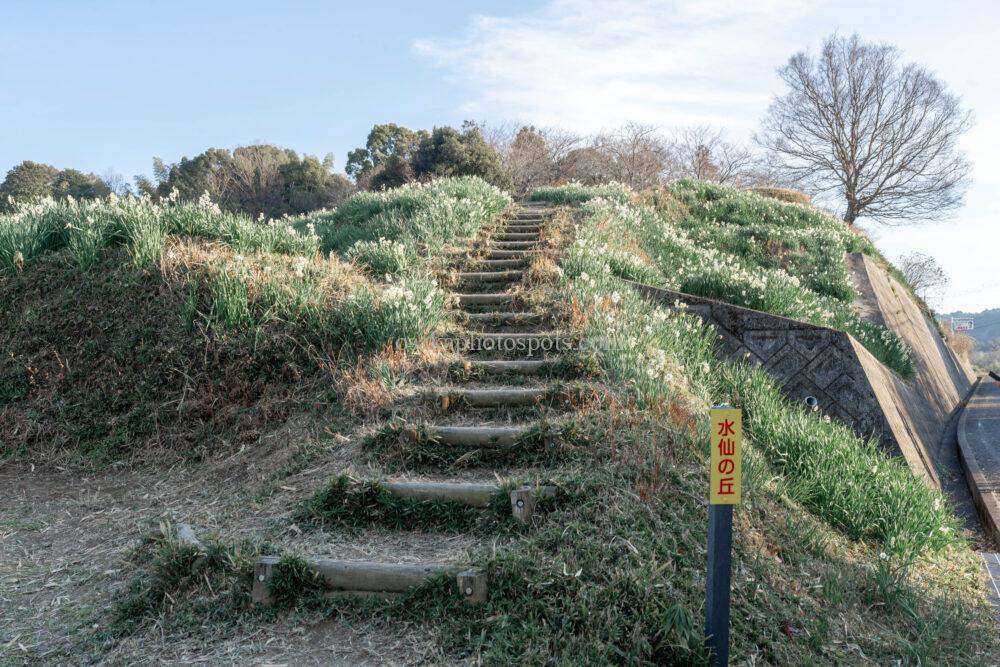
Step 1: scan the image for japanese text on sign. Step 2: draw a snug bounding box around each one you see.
[709,406,742,504]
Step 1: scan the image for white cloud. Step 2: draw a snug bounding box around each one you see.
[413,0,816,133]
[415,0,1000,312]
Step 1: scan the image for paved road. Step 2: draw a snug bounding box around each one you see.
[963,379,1000,456]
[959,378,1000,541]
[958,377,1000,621]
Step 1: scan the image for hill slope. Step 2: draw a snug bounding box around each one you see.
[1,179,998,664]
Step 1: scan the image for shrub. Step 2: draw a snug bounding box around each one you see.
[333,276,446,350]
[345,238,412,276]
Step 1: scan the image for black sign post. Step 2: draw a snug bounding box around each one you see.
[704,503,733,665]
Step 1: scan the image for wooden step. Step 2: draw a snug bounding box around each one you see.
[454,270,523,283]
[432,387,549,408]
[486,249,537,259]
[473,258,529,269]
[467,332,568,353]
[491,241,537,250]
[496,233,539,242]
[455,293,514,306]
[382,480,498,507]
[463,312,542,326]
[504,224,542,231]
[425,424,530,447]
[465,359,556,375]
[380,480,557,524]
[252,557,487,604]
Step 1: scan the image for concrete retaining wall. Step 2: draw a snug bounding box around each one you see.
[629,281,943,483]
[631,256,975,489]
[846,253,975,463]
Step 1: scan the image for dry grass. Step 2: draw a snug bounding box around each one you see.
[750,186,813,205]
[944,326,976,360]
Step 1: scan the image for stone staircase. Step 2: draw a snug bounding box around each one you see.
[252,202,574,605]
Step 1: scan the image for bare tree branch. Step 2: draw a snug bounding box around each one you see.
[757,33,972,225]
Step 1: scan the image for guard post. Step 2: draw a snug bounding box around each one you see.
[705,404,743,666]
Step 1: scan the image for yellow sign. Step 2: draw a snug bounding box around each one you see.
[709,406,742,505]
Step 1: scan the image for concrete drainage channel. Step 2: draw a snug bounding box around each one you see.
[252,203,575,606]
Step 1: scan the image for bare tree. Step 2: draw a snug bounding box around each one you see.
[665,126,755,185]
[593,122,667,189]
[542,127,582,165]
[555,147,613,185]
[898,251,948,305]
[479,122,583,195]
[758,33,972,225]
[226,145,293,218]
[101,169,132,196]
[505,126,553,196]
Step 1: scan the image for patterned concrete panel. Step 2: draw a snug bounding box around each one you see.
[803,350,850,390]
[626,281,904,459]
[782,376,833,409]
[789,330,830,361]
[744,330,788,362]
[626,278,972,489]
[764,346,812,383]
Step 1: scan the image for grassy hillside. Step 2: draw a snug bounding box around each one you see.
[2,179,997,664]
[0,177,509,464]
[537,180,913,377]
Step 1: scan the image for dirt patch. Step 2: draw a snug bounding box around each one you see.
[0,425,448,665]
[0,248,332,467]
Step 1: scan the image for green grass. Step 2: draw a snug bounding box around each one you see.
[559,181,914,377]
[103,532,261,643]
[715,363,958,555]
[556,187,952,555]
[345,237,414,276]
[296,176,511,257]
[529,181,632,205]
[0,192,319,273]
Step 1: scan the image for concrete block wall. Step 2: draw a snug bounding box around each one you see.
[628,281,946,485]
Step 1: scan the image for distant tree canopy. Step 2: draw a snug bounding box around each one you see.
[152,145,354,218]
[345,123,428,180]
[0,160,110,210]
[346,122,510,190]
[412,123,510,188]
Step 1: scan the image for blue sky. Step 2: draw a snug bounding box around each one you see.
[2,0,998,312]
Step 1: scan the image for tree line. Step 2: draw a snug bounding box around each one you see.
[1,34,973,228]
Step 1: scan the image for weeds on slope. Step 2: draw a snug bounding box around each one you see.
[558,192,954,555]
[572,187,914,377]
[0,191,319,273]
[297,176,511,258]
[0,178,509,465]
[529,181,632,205]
